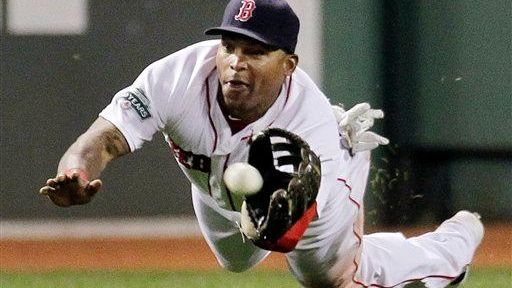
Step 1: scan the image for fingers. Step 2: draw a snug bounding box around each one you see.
[55,174,67,182]
[42,174,73,191]
[85,179,103,196]
[352,142,379,153]
[69,171,82,181]
[46,178,56,186]
[40,176,65,195]
[358,109,385,130]
[46,172,84,186]
[341,108,385,134]
[338,103,389,153]
[341,103,370,124]
[39,185,55,195]
[364,108,384,119]
[351,132,390,153]
[340,104,372,127]
[88,179,102,188]
[355,131,390,145]
[370,132,390,145]
[348,103,371,117]
[39,174,102,207]
[357,117,375,132]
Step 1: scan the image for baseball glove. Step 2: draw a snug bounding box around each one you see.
[240,128,321,252]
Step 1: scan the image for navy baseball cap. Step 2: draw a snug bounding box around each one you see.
[205,0,300,53]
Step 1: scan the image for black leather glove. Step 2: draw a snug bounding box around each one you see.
[240,128,321,252]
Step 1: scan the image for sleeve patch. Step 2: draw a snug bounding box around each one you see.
[121,88,152,120]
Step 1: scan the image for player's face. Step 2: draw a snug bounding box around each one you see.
[216,34,298,123]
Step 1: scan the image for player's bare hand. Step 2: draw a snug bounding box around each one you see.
[39,170,102,207]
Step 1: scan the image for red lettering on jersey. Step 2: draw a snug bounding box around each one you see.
[167,139,211,173]
[235,0,256,22]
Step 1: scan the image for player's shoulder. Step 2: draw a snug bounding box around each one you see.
[173,40,220,57]
[151,40,219,68]
[292,68,327,100]
[290,68,332,113]
[140,40,219,82]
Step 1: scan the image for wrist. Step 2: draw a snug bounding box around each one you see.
[64,168,89,181]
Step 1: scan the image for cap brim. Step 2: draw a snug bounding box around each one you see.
[204,26,271,47]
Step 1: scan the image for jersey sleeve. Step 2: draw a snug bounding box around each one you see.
[99,66,168,152]
[99,40,218,152]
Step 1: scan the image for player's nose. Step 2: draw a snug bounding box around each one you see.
[228,53,248,71]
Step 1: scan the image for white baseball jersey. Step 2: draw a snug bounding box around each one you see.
[100,40,347,216]
[99,40,482,287]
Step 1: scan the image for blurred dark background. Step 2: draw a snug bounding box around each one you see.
[1,0,510,225]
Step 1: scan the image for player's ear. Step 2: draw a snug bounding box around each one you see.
[283,54,298,76]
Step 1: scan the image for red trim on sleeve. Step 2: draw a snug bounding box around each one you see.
[271,201,317,253]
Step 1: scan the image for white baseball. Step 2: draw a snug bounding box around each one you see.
[223,162,263,196]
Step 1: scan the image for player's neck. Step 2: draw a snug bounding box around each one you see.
[217,88,281,124]
[217,89,251,134]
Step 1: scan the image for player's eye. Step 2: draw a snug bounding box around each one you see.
[245,48,266,56]
[221,40,235,54]
[225,44,234,53]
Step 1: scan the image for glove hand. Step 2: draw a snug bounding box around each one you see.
[332,103,389,154]
[240,128,321,252]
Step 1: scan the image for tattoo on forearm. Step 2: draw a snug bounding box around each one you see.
[102,129,128,158]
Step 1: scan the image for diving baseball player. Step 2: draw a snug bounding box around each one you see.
[40,0,483,287]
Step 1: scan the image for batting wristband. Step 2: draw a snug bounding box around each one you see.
[64,168,89,182]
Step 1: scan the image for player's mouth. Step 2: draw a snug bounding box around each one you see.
[226,80,249,90]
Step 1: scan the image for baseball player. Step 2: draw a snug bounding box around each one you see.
[39,0,483,287]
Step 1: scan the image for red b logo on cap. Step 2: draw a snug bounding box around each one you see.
[235,0,256,22]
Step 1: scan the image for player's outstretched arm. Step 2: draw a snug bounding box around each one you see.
[39,117,130,207]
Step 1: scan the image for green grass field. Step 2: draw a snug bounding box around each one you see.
[1,268,510,288]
